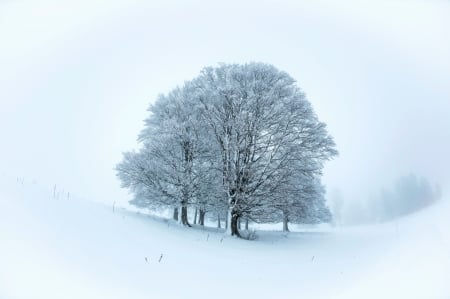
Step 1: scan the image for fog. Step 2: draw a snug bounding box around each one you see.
[1,0,449,223]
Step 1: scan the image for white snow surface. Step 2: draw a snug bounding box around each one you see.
[1,175,449,299]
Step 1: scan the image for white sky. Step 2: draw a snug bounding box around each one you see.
[1,0,449,206]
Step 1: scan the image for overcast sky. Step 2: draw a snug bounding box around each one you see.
[1,0,449,208]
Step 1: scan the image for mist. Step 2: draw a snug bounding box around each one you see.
[1,0,449,224]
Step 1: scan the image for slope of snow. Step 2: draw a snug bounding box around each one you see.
[0,175,449,299]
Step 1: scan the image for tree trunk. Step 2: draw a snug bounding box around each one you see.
[230,209,241,237]
[245,218,249,230]
[199,209,206,226]
[225,213,228,230]
[283,213,289,232]
[180,205,191,227]
[173,207,179,221]
[238,218,241,230]
[193,208,198,225]
[217,215,221,228]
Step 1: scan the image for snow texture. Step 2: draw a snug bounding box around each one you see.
[1,174,449,299]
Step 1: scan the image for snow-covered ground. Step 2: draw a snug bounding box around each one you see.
[1,175,449,299]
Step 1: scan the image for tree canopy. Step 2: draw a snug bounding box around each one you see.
[117,62,337,237]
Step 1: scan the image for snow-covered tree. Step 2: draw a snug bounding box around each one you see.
[118,85,210,226]
[192,63,337,236]
[270,171,331,232]
[117,62,337,237]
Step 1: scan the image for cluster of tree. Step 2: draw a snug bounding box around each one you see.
[332,174,442,225]
[373,174,441,222]
[117,63,337,237]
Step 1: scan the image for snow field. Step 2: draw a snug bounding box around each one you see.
[0,175,448,299]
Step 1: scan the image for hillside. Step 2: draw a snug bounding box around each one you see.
[0,175,449,299]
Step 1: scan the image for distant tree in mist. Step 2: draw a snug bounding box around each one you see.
[116,62,337,237]
[378,174,441,221]
[337,174,442,225]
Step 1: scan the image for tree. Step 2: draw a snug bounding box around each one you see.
[117,62,337,238]
[119,86,208,226]
[192,63,337,236]
[272,171,331,232]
